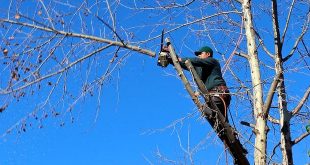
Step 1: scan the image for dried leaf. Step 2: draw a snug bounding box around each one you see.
[0,104,8,113]
[3,49,8,56]
[24,67,30,73]
[15,14,21,20]
[11,71,19,81]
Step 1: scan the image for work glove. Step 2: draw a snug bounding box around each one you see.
[161,46,170,53]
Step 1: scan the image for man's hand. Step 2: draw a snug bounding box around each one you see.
[161,46,182,63]
[162,46,170,52]
[194,91,200,97]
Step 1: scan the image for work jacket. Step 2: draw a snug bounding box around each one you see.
[179,57,226,90]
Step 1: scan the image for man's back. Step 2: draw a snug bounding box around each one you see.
[179,57,226,90]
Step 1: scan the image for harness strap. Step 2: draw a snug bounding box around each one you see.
[209,85,230,121]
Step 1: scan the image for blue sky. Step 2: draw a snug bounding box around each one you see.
[0,0,309,165]
[0,55,225,164]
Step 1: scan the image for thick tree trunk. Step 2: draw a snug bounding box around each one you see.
[271,0,294,164]
[242,0,267,164]
[278,84,293,165]
[274,44,293,165]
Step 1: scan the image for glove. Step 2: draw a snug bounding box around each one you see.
[161,46,170,53]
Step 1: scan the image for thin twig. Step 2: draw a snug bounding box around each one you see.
[1,44,113,95]
[120,0,195,10]
[292,131,310,145]
[138,11,242,44]
[96,15,125,46]
[253,29,274,58]
[281,0,296,44]
[283,12,310,62]
[269,142,281,164]
[38,0,55,29]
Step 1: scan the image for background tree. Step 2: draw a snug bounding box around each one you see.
[0,0,309,164]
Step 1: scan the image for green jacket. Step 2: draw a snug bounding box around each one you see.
[179,57,226,90]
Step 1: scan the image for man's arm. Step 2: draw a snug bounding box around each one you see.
[177,57,190,70]
[186,57,215,68]
[178,57,215,69]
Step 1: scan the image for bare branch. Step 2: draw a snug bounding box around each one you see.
[240,121,255,129]
[38,0,55,29]
[138,11,242,43]
[120,0,196,10]
[281,0,296,44]
[269,142,281,164]
[271,0,282,57]
[264,73,281,117]
[165,38,204,111]
[227,67,253,99]
[105,0,117,40]
[301,39,310,57]
[268,115,280,124]
[96,15,125,46]
[0,18,156,57]
[234,51,249,59]
[283,12,310,62]
[222,15,245,75]
[0,44,113,95]
[253,29,274,58]
[292,86,310,115]
[291,131,310,145]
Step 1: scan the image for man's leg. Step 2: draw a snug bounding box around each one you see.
[211,96,228,122]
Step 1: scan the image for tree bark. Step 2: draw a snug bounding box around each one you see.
[271,0,293,164]
[242,0,266,164]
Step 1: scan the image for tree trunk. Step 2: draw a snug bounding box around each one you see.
[242,0,267,164]
[278,79,293,165]
[274,40,293,165]
[271,0,294,163]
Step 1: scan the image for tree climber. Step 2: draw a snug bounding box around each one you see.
[162,46,231,122]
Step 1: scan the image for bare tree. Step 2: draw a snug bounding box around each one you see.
[0,0,309,164]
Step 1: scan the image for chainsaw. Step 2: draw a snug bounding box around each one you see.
[157,29,170,67]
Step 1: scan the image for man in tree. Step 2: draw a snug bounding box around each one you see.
[163,46,231,122]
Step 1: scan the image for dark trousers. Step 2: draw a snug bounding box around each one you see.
[209,85,231,122]
[211,95,231,122]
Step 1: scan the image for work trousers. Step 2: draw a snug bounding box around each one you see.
[209,85,231,122]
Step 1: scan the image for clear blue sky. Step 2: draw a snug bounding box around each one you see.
[0,0,309,165]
